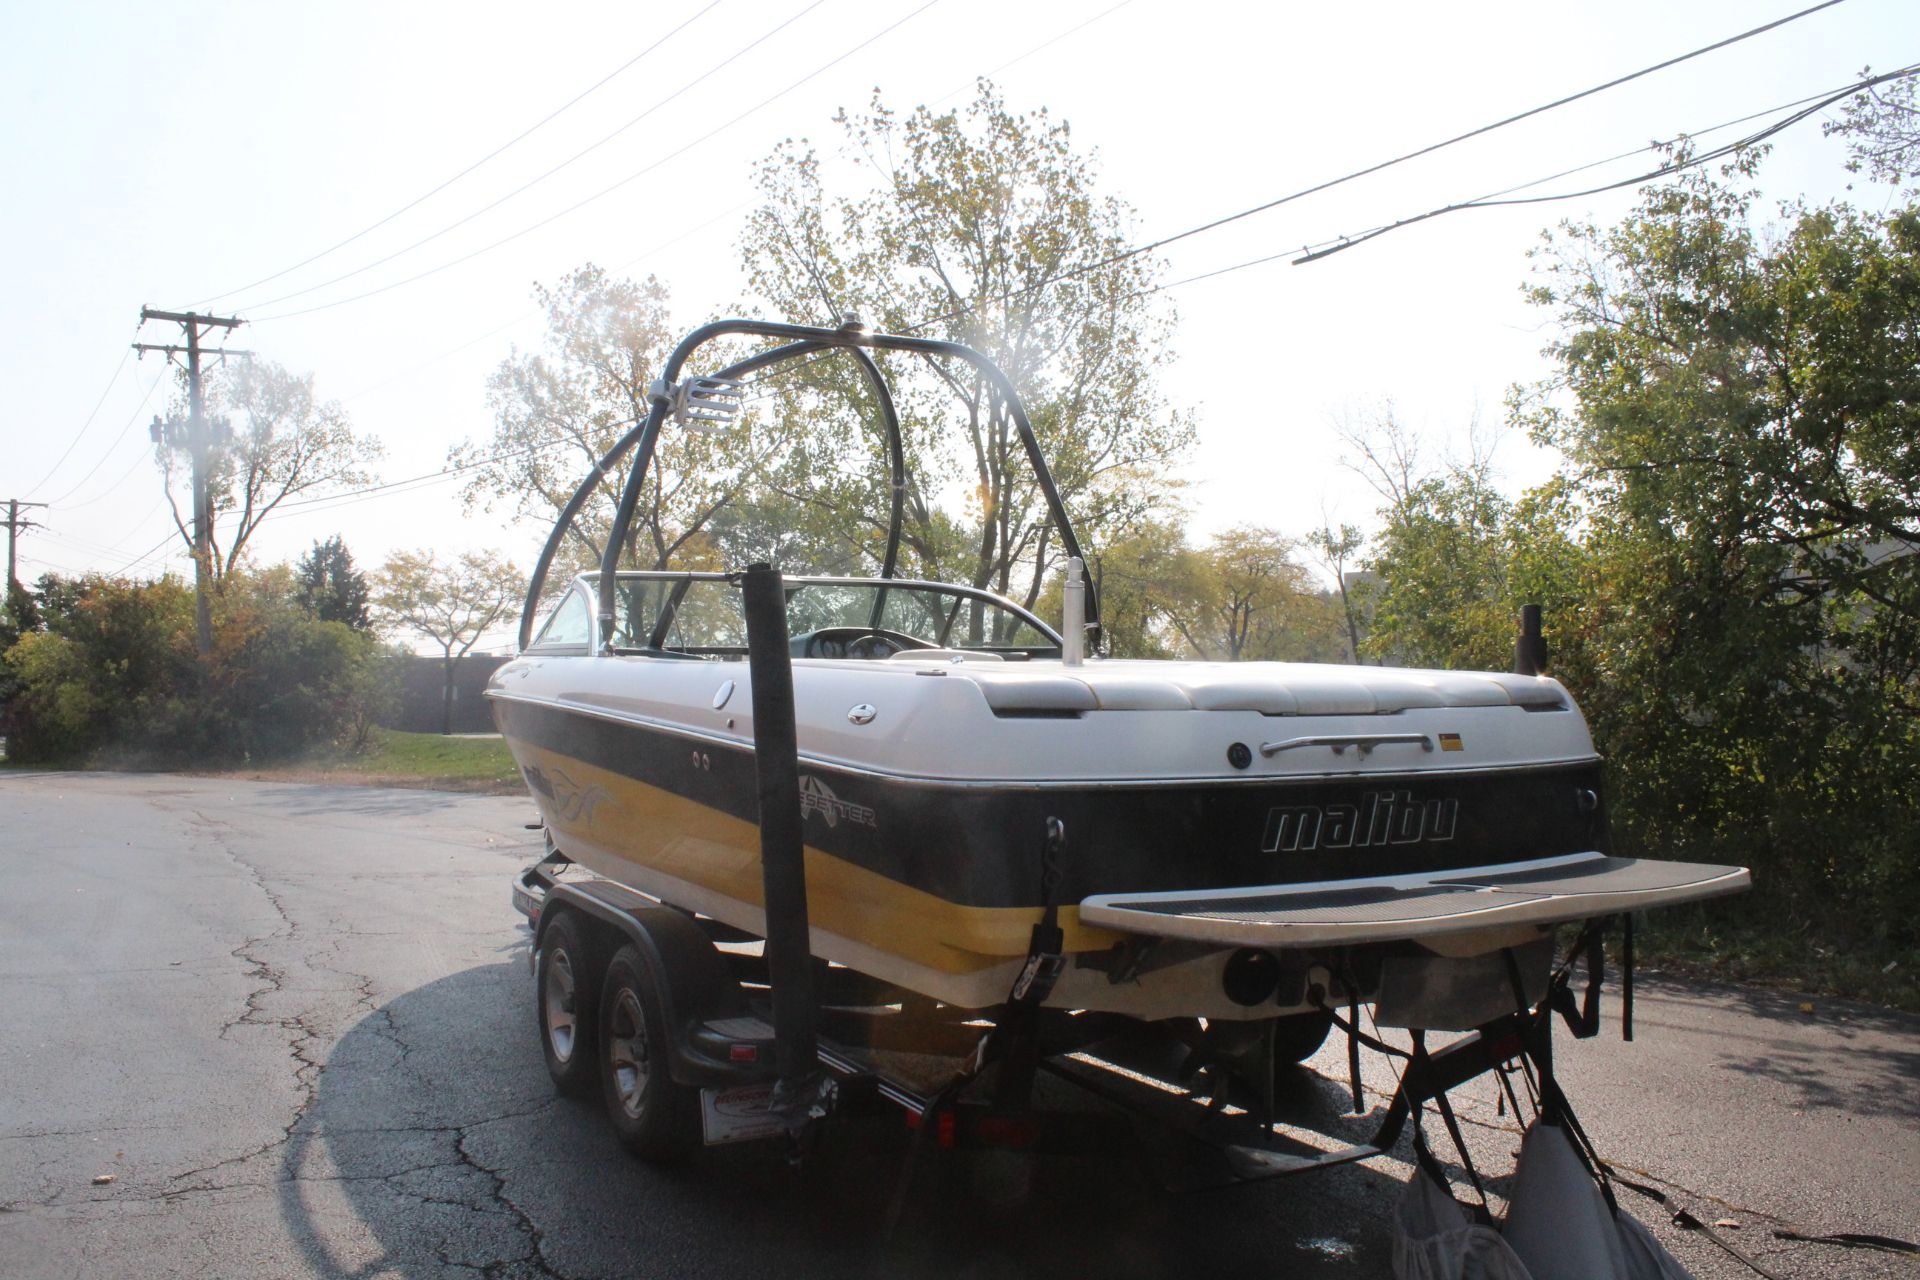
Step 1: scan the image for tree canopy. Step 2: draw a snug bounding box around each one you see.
[739,81,1194,617]
[453,267,791,587]
[1355,146,1920,989]
[155,359,381,585]
[1,568,386,763]
[375,550,522,735]
[295,535,372,632]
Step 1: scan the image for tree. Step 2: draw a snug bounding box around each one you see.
[155,359,382,586]
[739,81,1194,626]
[375,550,522,735]
[0,566,381,763]
[203,568,386,761]
[1306,521,1366,663]
[1521,156,1920,675]
[1155,527,1334,662]
[295,535,372,631]
[453,267,788,583]
[5,574,197,758]
[1082,518,1202,659]
[1825,68,1920,191]
[1064,523,1342,662]
[1504,153,1920,960]
[1339,408,1525,671]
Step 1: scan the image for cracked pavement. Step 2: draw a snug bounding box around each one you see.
[1,772,1914,1278]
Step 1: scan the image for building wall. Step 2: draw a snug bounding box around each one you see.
[391,655,510,734]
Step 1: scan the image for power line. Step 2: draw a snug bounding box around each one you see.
[323,0,1125,407]
[23,344,134,499]
[68,497,171,561]
[927,0,1136,106]
[14,549,86,578]
[335,199,754,405]
[116,529,181,577]
[1429,79,1860,207]
[1082,68,1908,300]
[902,0,1854,333]
[112,69,1897,544]
[40,370,169,508]
[1294,63,1920,263]
[53,451,154,513]
[731,68,1911,375]
[273,432,602,517]
[194,0,724,308]
[37,525,148,561]
[76,5,1859,568]
[247,1,941,323]
[236,1,822,315]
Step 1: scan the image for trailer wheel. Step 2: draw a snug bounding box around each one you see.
[1271,1009,1334,1065]
[537,912,600,1097]
[599,946,700,1162]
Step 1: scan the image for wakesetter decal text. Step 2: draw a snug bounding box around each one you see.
[798,775,877,830]
[1262,790,1459,853]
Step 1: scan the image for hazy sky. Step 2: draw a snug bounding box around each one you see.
[3,0,1910,628]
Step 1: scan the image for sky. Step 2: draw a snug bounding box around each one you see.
[2,0,1912,646]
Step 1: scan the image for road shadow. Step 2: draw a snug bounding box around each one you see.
[1642,974,1920,1035]
[1713,1042,1920,1119]
[1630,976,1920,1120]
[280,963,1414,1279]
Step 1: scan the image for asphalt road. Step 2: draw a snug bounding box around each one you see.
[1,772,1914,1279]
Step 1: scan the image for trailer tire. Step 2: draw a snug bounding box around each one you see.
[599,945,700,1162]
[537,911,600,1097]
[1271,1008,1334,1065]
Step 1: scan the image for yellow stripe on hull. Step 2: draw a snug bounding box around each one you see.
[509,741,1125,978]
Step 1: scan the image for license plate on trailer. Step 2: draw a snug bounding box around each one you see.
[700,1084,784,1145]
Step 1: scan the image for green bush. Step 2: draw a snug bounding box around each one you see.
[2,568,395,766]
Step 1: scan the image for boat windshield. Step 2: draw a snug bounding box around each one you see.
[570,574,1060,659]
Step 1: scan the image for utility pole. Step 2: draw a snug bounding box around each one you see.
[3,499,49,594]
[133,307,246,657]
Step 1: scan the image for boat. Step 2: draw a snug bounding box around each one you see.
[490,317,1747,1037]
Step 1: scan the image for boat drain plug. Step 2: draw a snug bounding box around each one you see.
[1222,948,1281,1006]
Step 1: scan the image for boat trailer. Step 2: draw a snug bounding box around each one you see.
[511,565,1632,1179]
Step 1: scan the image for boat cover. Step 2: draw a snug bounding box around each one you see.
[1080,853,1748,946]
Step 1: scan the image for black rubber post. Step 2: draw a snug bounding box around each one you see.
[1515,603,1547,675]
[739,563,821,1099]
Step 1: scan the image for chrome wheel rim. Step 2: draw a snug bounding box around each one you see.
[543,947,578,1063]
[608,988,651,1119]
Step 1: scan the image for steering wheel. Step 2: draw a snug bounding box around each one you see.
[800,626,936,660]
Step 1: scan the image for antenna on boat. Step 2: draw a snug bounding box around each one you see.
[1063,556,1088,666]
